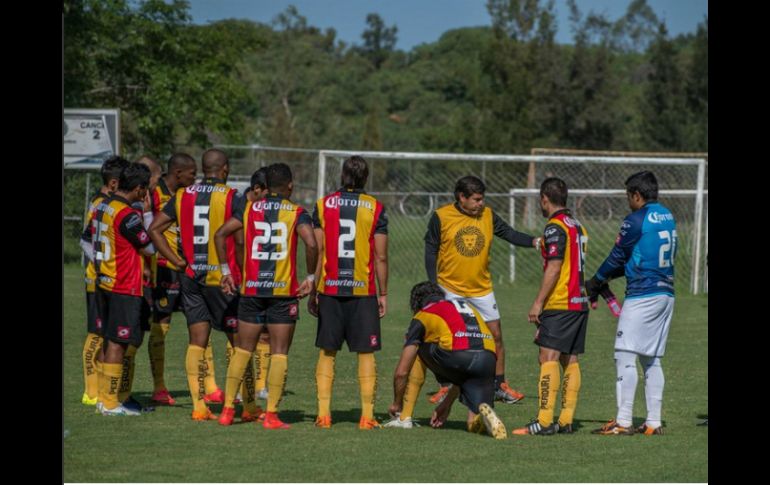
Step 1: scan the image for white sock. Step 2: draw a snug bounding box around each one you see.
[639,355,664,429]
[614,351,637,428]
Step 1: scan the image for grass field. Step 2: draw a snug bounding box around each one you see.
[63,264,707,482]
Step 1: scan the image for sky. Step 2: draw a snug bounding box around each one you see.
[186,0,709,50]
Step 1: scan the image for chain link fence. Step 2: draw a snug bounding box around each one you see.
[63,145,708,293]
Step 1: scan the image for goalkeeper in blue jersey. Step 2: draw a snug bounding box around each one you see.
[586,171,677,436]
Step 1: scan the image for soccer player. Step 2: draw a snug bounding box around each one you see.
[588,171,677,436]
[215,163,318,429]
[424,175,540,405]
[92,162,155,416]
[384,281,507,440]
[79,156,130,406]
[149,149,241,421]
[512,177,588,436]
[146,153,197,406]
[310,155,388,430]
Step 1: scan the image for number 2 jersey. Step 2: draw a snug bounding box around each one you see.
[595,201,677,299]
[162,177,241,286]
[312,189,388,296]
[235,194,312,297]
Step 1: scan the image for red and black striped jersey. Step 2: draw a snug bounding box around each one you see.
[312,189,387,296]
[405,298,496,353]
[163,178,240,286]
[541,209,589,311]
[93,195,151,296]
[151,178,181,271]
[235,194,312,297]
[81,192,109,293]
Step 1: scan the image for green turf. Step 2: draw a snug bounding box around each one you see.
[63,264,707,482]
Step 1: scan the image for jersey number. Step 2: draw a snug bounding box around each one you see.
[252,221,288,260]
[658,230,677,268]
[451,300,476,316]
[193,206,210,245]
[338,219,356,259]
[93,220,110,262]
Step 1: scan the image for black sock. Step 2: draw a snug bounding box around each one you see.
[495,374,505,389]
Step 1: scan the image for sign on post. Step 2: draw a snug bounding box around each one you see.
[63,108,120,169]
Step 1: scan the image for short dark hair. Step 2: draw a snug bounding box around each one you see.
[101,156,130,185]
[341,156,369,189]
[118,162,151,192]
[625,171,658,201]
[540,177,568,206]
[409,281,445,314]
[167,152,195,172]
[454,176,485,201]
[250,166,269,192]
[266,163,292,191]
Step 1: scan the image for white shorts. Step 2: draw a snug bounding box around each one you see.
[615,294,675,357]
[439,285,500,322]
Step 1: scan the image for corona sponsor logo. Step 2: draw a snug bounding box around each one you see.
[186,184,228,194]
[325,195,373,210]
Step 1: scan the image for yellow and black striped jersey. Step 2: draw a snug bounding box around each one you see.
[81,192,109,293]
[312,189,387,296]
[541,209,589,311]
[93,195,151,296]
[406,298,495,353]
[236,194,312,297]
[163,178,240,286]
[151,178,180,271]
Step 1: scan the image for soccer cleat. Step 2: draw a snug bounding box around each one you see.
[203,388,224,404]
[358,417,382,430]
[256,388,269,400]
[512,418,557,436]
[241,407,265,423]
[262,412,290,429]
[495,382,524,404]
[150,389,176,406]
[383,416,417,429]
[557,423,575,434]
[467,414,487,434]
[218,406,236,426]
[591,419,634,435]
[637,424,663,435]
[315,415,332,428]
[191,407,218,421]
[123,396,155,413]
[101,403,141,416]
[478,403,507,439]
[81,393,98,406]
[428,385,451,404]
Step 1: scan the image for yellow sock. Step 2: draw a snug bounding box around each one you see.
[401,357,426,420]
[315,350,336,417]
[148,323,170,392]
[186,345,208,413]
[266,354,288,413]
[255,341,271,390]
[102,362,123,411]
[203,337,218,394]
[537,361,561,427]
[224,347,252,408]
[96,359,106,406]
[558,362,582,427]
[241,352,259,414]
[357,353,377,420]
[118,345,137,402]
[82,333,101,399]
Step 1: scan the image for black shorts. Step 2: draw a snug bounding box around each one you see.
[95,287,145,347]
[534,310,589,355]
[86,290,101,334]
[180,274,239,333]
[238,296,299,324]
[152,265,182,318]
[315,295,381,352]
[417,344,496,414]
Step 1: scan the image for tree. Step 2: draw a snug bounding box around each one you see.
[686,17,708,151]
[360,13,398,69]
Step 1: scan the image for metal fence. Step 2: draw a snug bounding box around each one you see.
[63,145,708,293]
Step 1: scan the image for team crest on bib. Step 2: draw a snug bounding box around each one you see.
[454,226,485,257]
